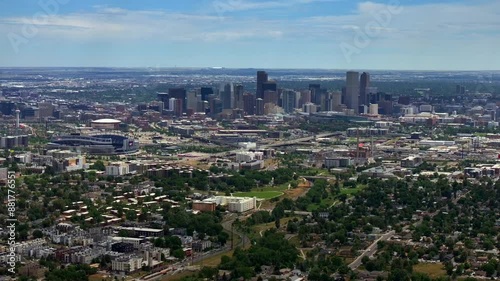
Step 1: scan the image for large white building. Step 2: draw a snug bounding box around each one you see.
[419,140,455,147]
[112,255,143,273]
[204,196,257,213]
[228,197,256,213]
[235,151,264,163]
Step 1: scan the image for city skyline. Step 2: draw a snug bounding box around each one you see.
[0,0,499,70]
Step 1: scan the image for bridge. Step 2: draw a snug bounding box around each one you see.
[260,132,343,149]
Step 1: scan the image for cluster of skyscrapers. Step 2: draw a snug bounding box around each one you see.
[343,71,380,114]
[156,70,387,118]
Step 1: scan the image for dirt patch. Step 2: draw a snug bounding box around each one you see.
[284,188,309,200]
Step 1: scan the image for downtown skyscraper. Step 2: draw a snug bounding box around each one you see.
[360,72,370,106]
[256,71,269,100]
[345,71,360,114]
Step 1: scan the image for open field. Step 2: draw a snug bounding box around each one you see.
[258,183,290,192]
[413,263,446,279]
[234,191,283,199]
[340,184,367,196]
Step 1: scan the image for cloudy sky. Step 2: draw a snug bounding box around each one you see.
[0,0,499,70]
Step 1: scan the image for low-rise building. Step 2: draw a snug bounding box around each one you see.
[192,240,212,252]
[324,157,352,168]
[111,255,143,273]
[192,201,217,212]
[105,162,130,176]
[240,160,264,170]
[401,155,423,168]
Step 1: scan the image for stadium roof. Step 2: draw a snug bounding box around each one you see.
[91,118,121,124]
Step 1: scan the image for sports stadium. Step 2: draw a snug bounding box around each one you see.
[47,133,138,155]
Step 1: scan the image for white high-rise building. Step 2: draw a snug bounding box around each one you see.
[168,98,176,111]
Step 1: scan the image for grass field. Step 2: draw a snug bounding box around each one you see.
[258,183,290,192]
[233,191,283,199]
[413,263,446,278]
[340,184,367,195]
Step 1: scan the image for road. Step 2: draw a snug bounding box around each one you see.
[185,216,250,266]
[348,231,395,270]
[260,132,341,149]
[183,216,249,267]
[141,216,249,281]
[221,216,251,249]
[348,190,470,270]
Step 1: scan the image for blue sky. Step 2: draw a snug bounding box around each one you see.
[0,0,499,70]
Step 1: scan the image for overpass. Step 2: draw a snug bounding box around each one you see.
[190,135,241,148]
[261,132,343,149]
[186,132,343,162]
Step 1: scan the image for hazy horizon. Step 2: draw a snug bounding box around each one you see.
[1,66,499,72]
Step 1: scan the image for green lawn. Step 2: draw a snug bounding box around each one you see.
[340,184,367,195]
[307,198,337,212]
[233,191,283,199]
[413,263,446,279]
[257,183,290,192]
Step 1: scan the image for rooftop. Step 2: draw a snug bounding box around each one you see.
[92,118,121,124]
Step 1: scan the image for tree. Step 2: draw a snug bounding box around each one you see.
[90,160,105,171]
[388,268,411,281]
[125,210,137,221]
[218,232,229,245]
[172,249,185,260]
[32,229,43,239]
[199,267,218,279]
[45,264,97,281]
[481,261,496,277]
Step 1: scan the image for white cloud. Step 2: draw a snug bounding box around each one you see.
[0,7,285,43]
[0,0,499,69]
[211,0,342,13]
[0,1,498,44]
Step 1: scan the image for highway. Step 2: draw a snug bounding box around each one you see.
[260,132,342,149]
